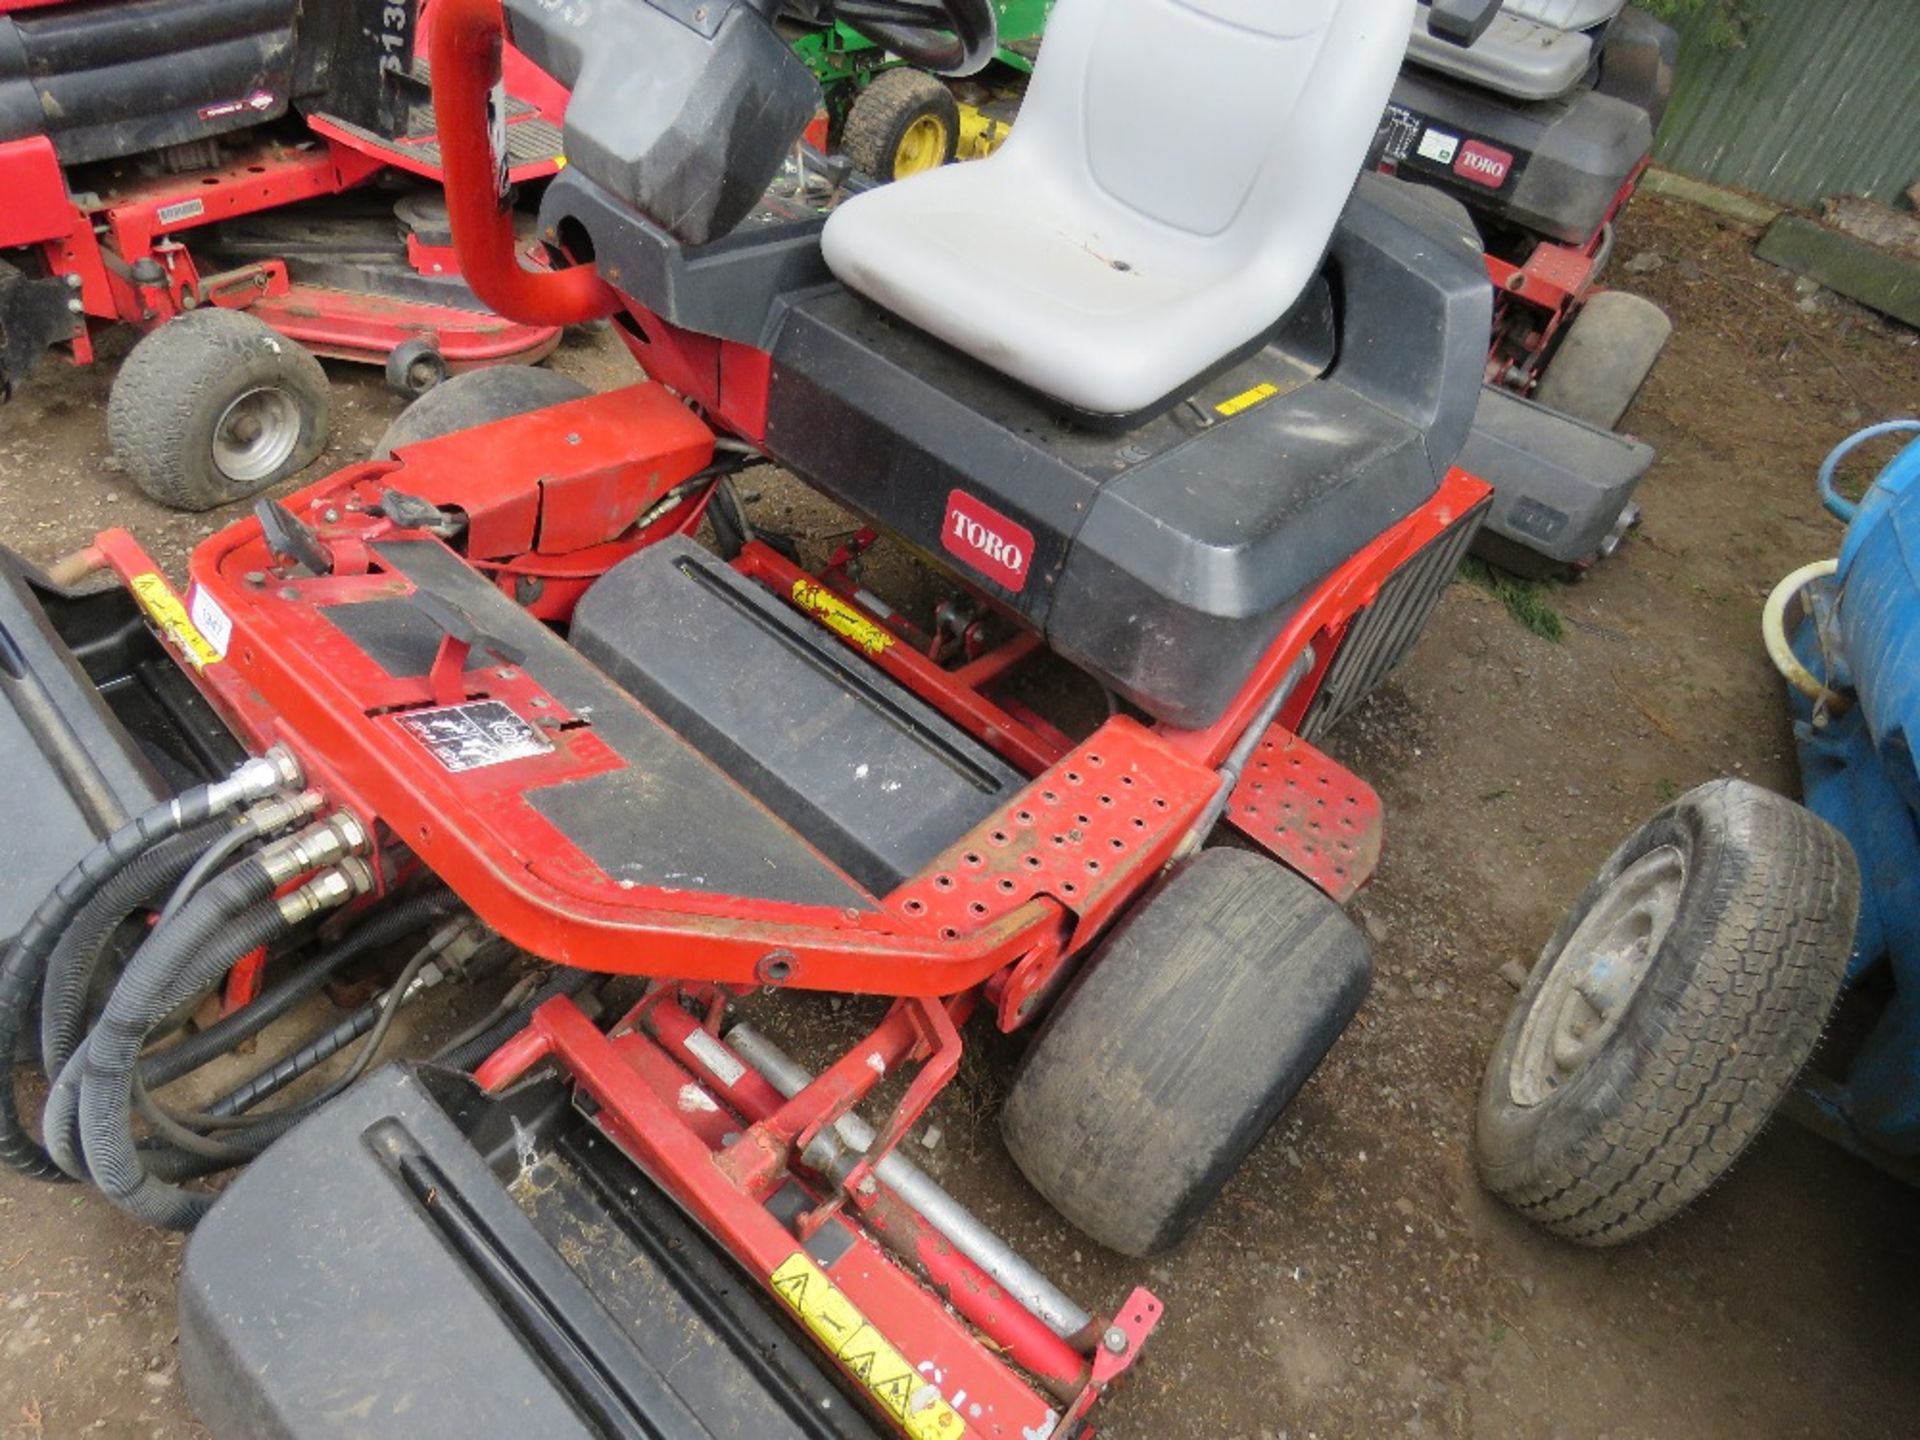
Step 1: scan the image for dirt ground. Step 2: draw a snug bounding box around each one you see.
[2,191,1919,1439]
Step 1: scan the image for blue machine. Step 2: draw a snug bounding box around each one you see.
[1773,422,1920,1156]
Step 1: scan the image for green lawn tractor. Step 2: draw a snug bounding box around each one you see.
[786,0,1049,179]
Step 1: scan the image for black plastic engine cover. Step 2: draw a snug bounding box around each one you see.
[573,536,1026,896]
[1376,66,1653,245]
[504,0,818,246]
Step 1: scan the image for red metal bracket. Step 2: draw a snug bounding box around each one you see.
[1223,726,1383,903]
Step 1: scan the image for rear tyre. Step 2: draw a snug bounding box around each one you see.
[108,309,328,512]
[375,366,591,456]
[841,69,960,182]
[1476,780,1858,1245]
[1002,849,1371,1257]
[1532,290,1672,431]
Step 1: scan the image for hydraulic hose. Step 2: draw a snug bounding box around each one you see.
[42,1043,236,1183]
[194,933,456,1123]
[38,827,225,1083]
[0,753,296,1180]
[437,965,595,1072]
[138,887,460,1090]
[50,891,461,1182]
[78,861,292,1229]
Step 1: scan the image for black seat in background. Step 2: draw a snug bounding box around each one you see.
[0,0,302,165]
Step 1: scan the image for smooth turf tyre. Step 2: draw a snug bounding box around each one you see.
[1475,779,1859,1246]
[841,69,960,182]
[1531,289,1673,432]
[107,308,329,512]
[374,365,591,456]
[1001,848,1371,1258]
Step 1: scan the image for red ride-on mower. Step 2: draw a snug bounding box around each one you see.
[0,0,1503,1433]
[0,0,567,509]
[1373,0,1678,575]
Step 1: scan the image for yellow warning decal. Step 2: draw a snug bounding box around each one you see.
[128,573,221,670]
[791,579,895,657]
[769,1252,965,1439]
[1215,381,1279,418]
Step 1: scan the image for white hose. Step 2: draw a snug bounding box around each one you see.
[1761,558,1847,711]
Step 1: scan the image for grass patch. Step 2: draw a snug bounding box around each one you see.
[1460,558,1565,643]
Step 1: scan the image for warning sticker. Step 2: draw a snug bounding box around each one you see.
[768,1253,964,1440]
[393,700,553,773]
[188,585,233,660]
[1216,381,1279,418]
[1416,127,1460,166]
[155,198,206,227]
[128,574,221,670]
[791,579,895,656]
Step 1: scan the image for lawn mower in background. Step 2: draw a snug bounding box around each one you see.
[784,0,1047,181]
[0,0,567,511]
[1376,0,1679,575]
[1473,423,1920,1245]
[0,0,1511,1433]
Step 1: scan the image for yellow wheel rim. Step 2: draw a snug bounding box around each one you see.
[893,114,949,178]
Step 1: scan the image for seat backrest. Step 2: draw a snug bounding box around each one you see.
[998,0,1414,277]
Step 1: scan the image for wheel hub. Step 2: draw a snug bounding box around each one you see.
[894,114,949,177]
[212,386,302,486]
[1509,844,1686,1106]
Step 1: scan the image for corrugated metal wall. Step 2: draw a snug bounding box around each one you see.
[1654,0,1920,206]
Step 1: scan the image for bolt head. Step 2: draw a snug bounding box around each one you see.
[1103,1325,1128,1354]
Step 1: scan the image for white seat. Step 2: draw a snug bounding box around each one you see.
[819,0,1415,416]
[1404,0,1628,101]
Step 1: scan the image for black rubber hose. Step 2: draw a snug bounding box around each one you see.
[0,785,228,1180]
[43,1045,224,1183]
[138,887,460,1090]
[78,858,285,1229]
[39,827,225,1082]
[154,816,265,929]
[42,889,460,1179]
[196,950,426,1121]
[437,965,595,1073]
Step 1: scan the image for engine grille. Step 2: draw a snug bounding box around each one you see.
[1300,497,1491,741]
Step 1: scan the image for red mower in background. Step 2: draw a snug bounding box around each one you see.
[0,0,568,510]
[1373,0,1680,575]
[0,0,1513,1435]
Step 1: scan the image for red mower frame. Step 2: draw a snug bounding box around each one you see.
[46,0,1497,1430]
[1481,158,1651,393]
[0,0,564,379]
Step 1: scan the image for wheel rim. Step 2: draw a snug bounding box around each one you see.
[212,386,302,486]
[893,115,949,178]
[1509,844,1686,1106]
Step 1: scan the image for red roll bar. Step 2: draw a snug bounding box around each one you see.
[429,0,621,326]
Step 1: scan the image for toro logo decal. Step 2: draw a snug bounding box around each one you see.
[1452,140,1514,189]
[943,490,1034,592]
